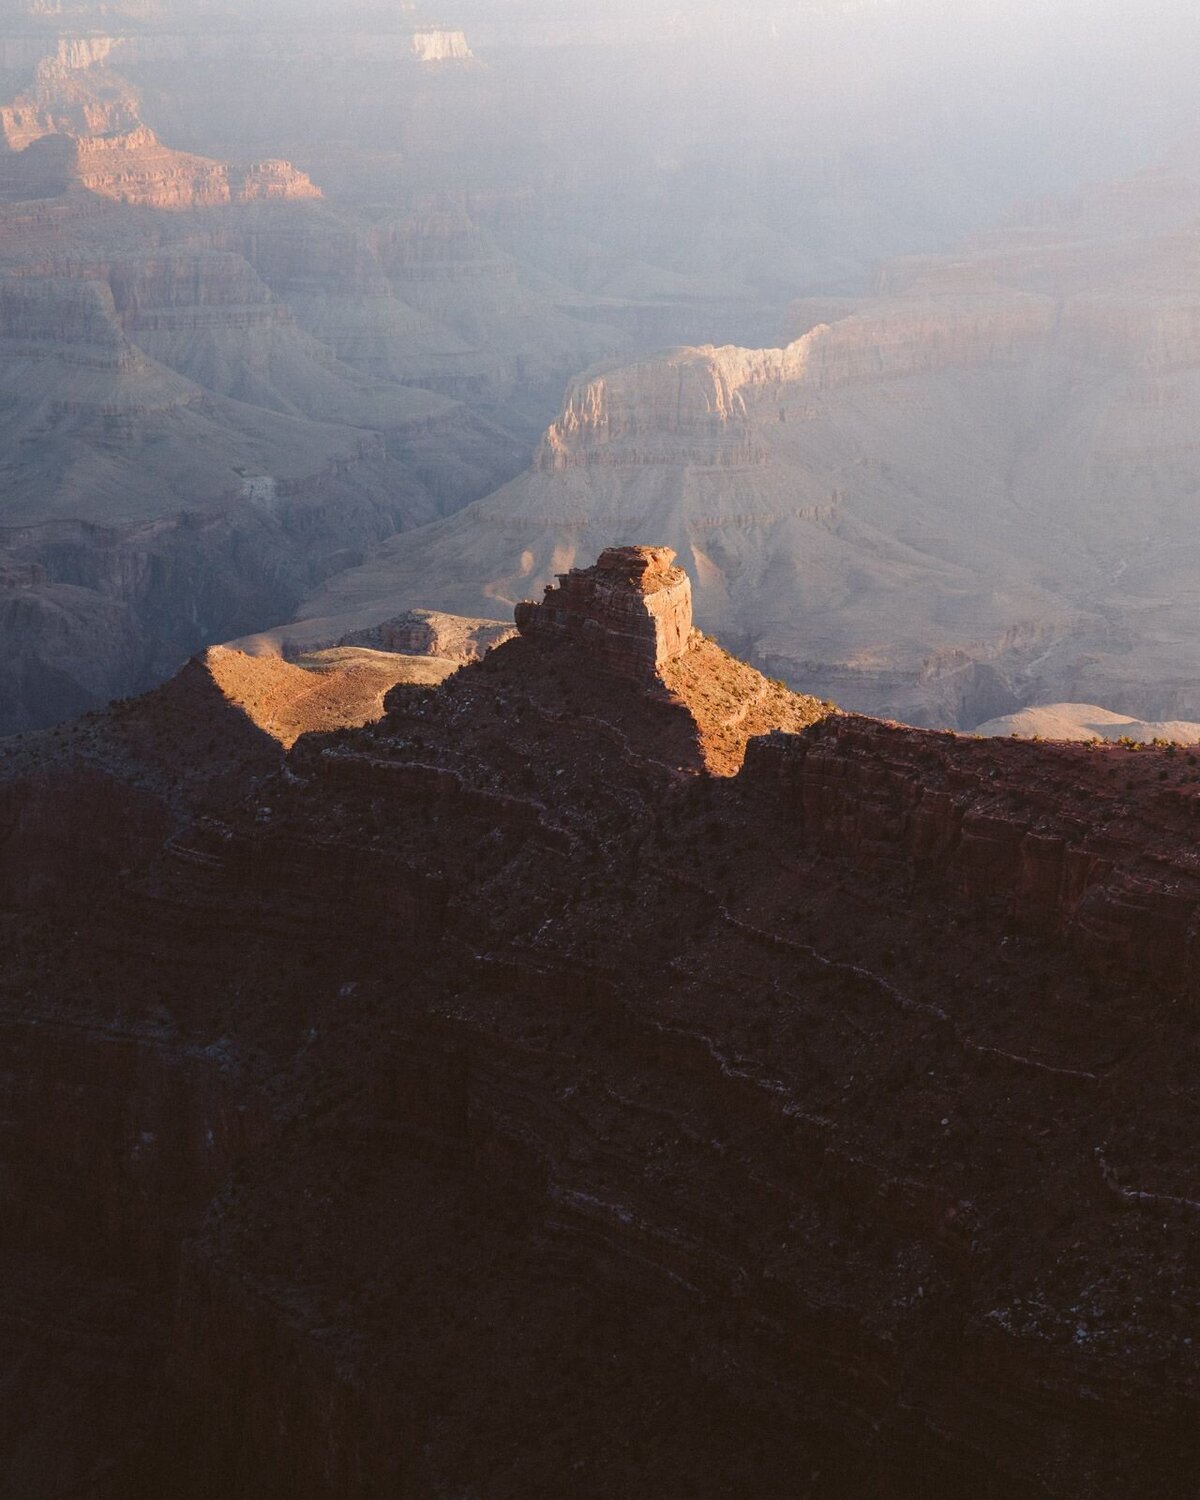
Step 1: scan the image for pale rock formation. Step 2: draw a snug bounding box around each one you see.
[0,22,321,210]
[336,608,514,663]
[228,606,515,664]
[536,347,791,471]
[409,28,475,64]
[68,128,321,209]
[974,703,1200,744]
[538,292,1054,472]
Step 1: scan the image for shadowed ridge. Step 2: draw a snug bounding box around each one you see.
[0,641,455,915]
[10,552,1200,1495]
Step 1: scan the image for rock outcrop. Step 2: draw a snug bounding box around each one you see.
[409,26,475,64]
[334,607,515,662]
[66,126,322,209]
[515,544,694,680]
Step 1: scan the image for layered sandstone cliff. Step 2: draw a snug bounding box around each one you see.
[537,291,1055,472]
[66,127,322,208]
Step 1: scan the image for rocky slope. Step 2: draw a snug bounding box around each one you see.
[3,546,1200,1496]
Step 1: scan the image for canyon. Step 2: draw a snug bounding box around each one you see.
[3,546,1200,1494]
[5,5,1200,1494]
[296,151,1200,730]
[6,0,1197,736]
[0,1,632,733]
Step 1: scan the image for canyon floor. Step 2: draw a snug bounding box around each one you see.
[2,549,1200,1496]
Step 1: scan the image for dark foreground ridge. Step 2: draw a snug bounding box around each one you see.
[1,548,1199,1497]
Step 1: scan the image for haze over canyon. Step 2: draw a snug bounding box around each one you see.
[7,3,1200,1497]
[4,0,1200,730]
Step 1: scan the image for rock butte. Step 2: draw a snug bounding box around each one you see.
[515,544,694,680]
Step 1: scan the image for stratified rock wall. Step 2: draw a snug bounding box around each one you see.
[537,294,1055,472]
[744,715,1200,990]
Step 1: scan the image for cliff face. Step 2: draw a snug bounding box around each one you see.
[64,126,319,208]
[2,553,1200,1496]
[744,716,1200,985]
[107,249,292,334]
[536,347,783,472]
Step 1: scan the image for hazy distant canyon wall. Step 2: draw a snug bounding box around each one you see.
[0,28,475,73]
[538,293,1056,472]
[305,172,1200,732]
[5,0,1200,738]
[0,7,632,732]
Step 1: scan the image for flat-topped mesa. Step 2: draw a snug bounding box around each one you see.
[514,545,693,681]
